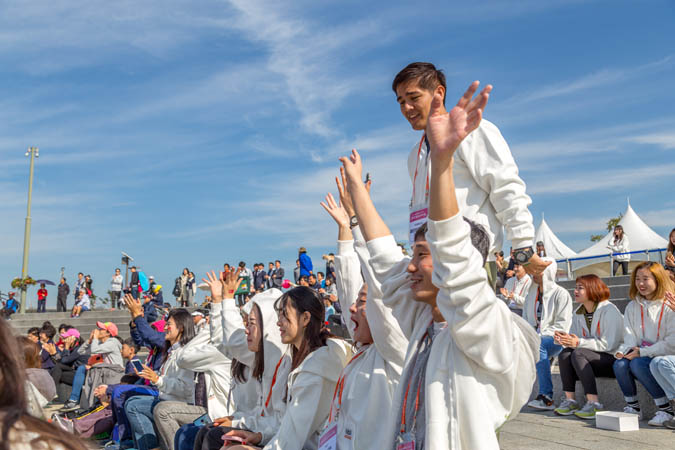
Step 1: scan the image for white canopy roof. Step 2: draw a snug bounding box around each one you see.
[574,203,667,271]
[535,216,577,260]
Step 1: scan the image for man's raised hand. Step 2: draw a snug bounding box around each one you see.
[338,149,364,187]
[203,271,225,303]
[222,268,242,300]
[426,81,492,165]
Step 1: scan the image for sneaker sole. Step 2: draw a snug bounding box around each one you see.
[554,409,578,416]
[648,421,665,427]
[528,404,555,411]
[574,413,596,420]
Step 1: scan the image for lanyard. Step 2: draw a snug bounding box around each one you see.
[261,355,285,417]
[328,349,367,423]
[516,278,530,297]
[399,320,434,434]
[534,290,542,326]
[411,134,429,204]
[640,301,667,342]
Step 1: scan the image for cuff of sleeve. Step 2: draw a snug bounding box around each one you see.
[153,375,164,388]
[512,239,533,251]
[366,235,398,257]
[337,240,355,255]
[426,212,466,242]
[223,301,239,313]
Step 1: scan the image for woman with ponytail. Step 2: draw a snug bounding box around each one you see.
[223,286,351,450]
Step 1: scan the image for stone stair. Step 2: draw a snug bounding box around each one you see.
[8,309,136,339]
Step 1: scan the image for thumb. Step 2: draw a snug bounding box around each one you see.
[429,90,444,118]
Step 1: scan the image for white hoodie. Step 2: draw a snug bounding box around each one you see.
[230,289,293,445]
[368,213,539,450]
[329,228,406,450]
[617,297,675,357]
[265,338,351,450]
[154,343,195,403]
[504,273,532,308]
[408,119,534,257]
[569,301,624,354]
[210,300,258,416]
[177,326,235,419]
[521,259,573,336]
[607,235,630,262]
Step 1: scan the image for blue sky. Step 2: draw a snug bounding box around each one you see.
[2,0,674,308]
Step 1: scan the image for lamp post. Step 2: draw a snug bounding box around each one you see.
[19,147,39,314]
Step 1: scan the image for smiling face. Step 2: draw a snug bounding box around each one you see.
[165,317,181,344]
[574,283,588,303]
[246,305,263,352]
[277,301,309,348]
[349,284,373,345]
[635,268,657,300]
[670,230,675,246]
[514,263,526,279]
[396,80,444,131]
[407,239,439,305]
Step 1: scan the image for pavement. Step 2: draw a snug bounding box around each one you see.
[500,409,675,449]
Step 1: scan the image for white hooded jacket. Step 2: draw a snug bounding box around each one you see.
[265,338,351,450]
[521,259,573,336]
[408,119,535,257]
[153,343,195,403]
[329,227,406,450]
[368,213,539,450]
[617,297,675,357]
[230,289,293,445]
[607,235,630,262]
[570,301,624,354]
[504,273,532,308]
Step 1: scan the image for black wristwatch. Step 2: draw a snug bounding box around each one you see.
[349,216,359,229]
[513,247,535,265]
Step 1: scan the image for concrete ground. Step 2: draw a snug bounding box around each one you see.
[500,409,675,449]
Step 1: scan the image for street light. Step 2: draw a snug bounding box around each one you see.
[19,147,39,314]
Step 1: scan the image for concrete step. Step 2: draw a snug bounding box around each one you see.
[9,309,138,339]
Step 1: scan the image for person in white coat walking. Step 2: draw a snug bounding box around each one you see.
[340,82,539,450]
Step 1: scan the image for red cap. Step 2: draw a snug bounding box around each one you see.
[96,321,119,337]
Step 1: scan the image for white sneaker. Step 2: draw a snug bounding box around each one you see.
[648,410,673,427]
[528,395,555,410]
[623,405,643,420]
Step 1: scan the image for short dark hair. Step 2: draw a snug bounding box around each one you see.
[317,272,324,277]
[414,218,489,265]
[40,322,57,340]
[27,327,40,337]
[275,260,281,264]
[392,62,447,104]
[123,337,140,353]
[239,261,246,268]
[78,272,84,276]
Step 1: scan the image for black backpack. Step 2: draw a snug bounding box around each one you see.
[172,278,181,297]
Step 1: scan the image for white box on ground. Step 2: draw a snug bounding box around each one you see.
[595,411,640,432]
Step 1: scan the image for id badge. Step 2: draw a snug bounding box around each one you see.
[409,206,429,246]
[319,424,337,450]
[396,432,415,450]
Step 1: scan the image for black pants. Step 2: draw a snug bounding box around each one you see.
[613,260,629,276]
[194,425,249,450]
[37,299,46,313]
[111,291,121,309]
[57,296,67,312]
[51,362,77,386]
[559,347,615,395]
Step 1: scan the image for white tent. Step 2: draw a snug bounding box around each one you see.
[535,216,577,261]
[572,202,668,277]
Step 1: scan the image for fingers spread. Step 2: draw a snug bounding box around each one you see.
[457,81,480,109]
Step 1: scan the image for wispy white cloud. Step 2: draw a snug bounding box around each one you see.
[627,133,675,150]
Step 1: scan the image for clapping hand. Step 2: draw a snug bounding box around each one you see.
[426,81,491,166]
[124,293,144,319]
[43,342,57,356]
[554,331,579,348]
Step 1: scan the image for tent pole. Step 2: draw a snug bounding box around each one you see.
[567,259,572,280]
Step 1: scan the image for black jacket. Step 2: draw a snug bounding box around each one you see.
[57,282,70,300]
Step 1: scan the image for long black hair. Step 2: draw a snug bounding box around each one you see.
[250,303,266,382]
[164,309,196,352]
[275,286,333,371]
[0,319,87,450]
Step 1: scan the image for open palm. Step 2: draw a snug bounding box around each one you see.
[426,81,492,163]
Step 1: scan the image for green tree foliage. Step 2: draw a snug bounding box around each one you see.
[590,213,624,242]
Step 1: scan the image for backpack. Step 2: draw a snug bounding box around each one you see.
[172,278,181,297]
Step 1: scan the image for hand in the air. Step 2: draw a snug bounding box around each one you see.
[320,193,350,229]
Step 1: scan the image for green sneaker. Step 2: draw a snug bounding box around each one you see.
[554,398,580,416]
[574,401,603,419]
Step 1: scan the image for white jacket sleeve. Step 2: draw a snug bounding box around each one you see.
[617,303,640,356]
[209,302,225,347]
[352,227,408,368]
[366,234,429,339]
[178,336,230,373]
[428,213,514,372]
[577,307,624,353]
[457,121,534,250]
[547,289,573,336]
[334,239,363,340]
[220,300,255,367]
[263,374,325,450]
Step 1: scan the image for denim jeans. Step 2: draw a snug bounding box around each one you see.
[68,365,88,402]
[175,423,203,450]
[110,385,158,441]
[125,395,161,450]
[536,335,563,397]
[650,355,675,401]
[613,356,668,404]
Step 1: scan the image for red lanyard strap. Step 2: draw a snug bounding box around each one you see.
[581,319,601,338]
[411,134,429,203]
[261,355,285,416]
[640,302,667,342]
[328,350,367,423]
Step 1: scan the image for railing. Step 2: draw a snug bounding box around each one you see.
[555,248,666,280]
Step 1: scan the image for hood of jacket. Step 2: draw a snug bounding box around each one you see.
[537,257,558,293]
[291,338,351,384]
[250,288,287,375]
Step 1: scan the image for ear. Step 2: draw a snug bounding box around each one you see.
[301,311,311,328]
[434,84,446,105]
